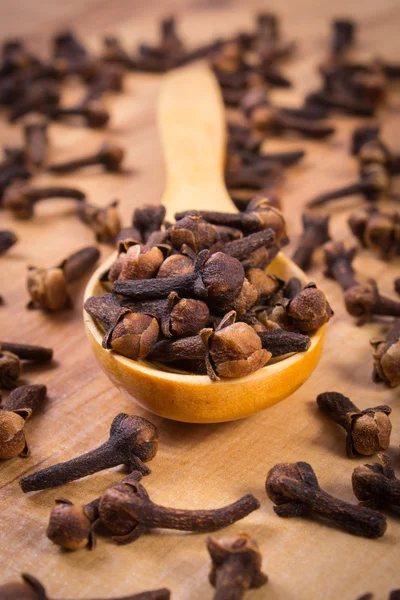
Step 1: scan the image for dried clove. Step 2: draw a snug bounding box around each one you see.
[0,164,32,202]
[0,384,47,459]
[77,199,121,244]
[344,279,400,325]
[257,329,311,356]
[316,391,392,457]
[9,80,60,122]
[0,573,170,599]
[99,478,260,543]
[84,293,122,331]
[109,243,165,283]
[323,240,358,290]
[348,207,400,260]
[0,341,52,363]
[133,205,166,242]
[48,100,110,128]
[352,454,400,510]
[47,142,124,174]
[23,116,48,169]
[103,310,160,361]
[250,105,335,139]
[3,182,85,219]
[370,319,400,387]
[207,534,268,600]
[46,471,143,551]
[286,282,334,332]
[20,413,158,491]
[266,461,386,538]
[27,246,100,311]
[0,351,21,389]
[292,212,330,270]
[0,229,17,254]
[395,278,400,296]
[331,18,355,57]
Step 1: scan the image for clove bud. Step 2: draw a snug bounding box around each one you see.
[370,319,400,387]
[352,454,400,510]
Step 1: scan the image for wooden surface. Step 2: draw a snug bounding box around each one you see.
[0,0,399,598]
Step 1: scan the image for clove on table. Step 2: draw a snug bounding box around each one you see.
[370,319,400,387]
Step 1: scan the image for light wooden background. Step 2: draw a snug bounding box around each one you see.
[0,0,399,599]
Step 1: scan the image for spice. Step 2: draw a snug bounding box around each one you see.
[291,212,330,270]
[348,207,400,260]
[27,245,100,311]
[207,534,268,600]
[99,478,260,543]
[0,351,21,389]
[266,461,386,538]
[0,165,32,202]
[103,310,160,360]
[3,182,85,219]
[9,80,60,122]
[258,329,311,356]
[0,341,53,363]
[316,391,392,457]
[286,282,334,332]
[20,413,158,492]
[77,199,121,244]
[0,229,17,254]
[352,454,400,510]
[0,573,171,599]
[0,384,47,459]
[370,319,400,387]
[48,100,110,128]
[84,293,122,330]
[344,279,400,325]
[47,141,124,174]
[109,243,165,282]
[46,471,143,551]
[23,116,48,169]
[323,240,358,290]
[133,205,166,242]
[395,278,400,296]
[249,104,335,138]
[331,19,355,57]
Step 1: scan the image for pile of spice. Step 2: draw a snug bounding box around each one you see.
[85,201,333,380]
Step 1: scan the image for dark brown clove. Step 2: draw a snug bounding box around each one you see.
[0,341,52,363]
[103,310,160,361]
[27,246,100,311]
[257,329,311,356]
[84,293,122,331]
[250,105,335,139]
[344,279,400,325]
[0,229,17,254]
[46,471,143,551]
[323,240,358,290]
[316,391,392,457]
[109,243,165,283]
[292,212,330,270]
[0,384,47,459]
[266,461,386,538]
[370,319,400,387]
[3,181,85,219]
[102,35,137,68]
[133,205,166,242]
[9,80,60,122]
[20,413,158,492]
[0,572,170,599]
[77,199,121,244]
[286,282,334,332]
[0,351,21,390]
[352,454,400,510]
[331,19,355,57]
[306,89,375,117]
[351,125,380,156]
[84,64,124,102]
[395,278,400,296]
[0,164,32,202]
[348,207,400,260]
[207,534,268,600]
[23,116,48,169]
[48,100,110,128]
[99,478,260,543]
[47,142,124,174]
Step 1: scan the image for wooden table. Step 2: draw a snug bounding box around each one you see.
[0,1,399,598]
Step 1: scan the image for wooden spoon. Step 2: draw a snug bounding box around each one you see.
[84,63,326,423]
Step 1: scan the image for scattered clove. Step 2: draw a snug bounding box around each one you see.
[3,182,85,219]
[348,207,400,260]
[323,240,358,290]
[292,212,330,270]
[48,100,110,128]
[0,229,17,254]
[207,534,268,600]
[352,454,400,510]
[99,477,260,543]
[0,351,21,390]
[0,341,53,363]
[286,282,334,332]
[395,278,400,296]
[77,199,121,244]
[316,391,392,457]
[20,413,158,492]
[266,461,386,538]
[0,573,170,600]
[0,384,47,459]
[23,116,48,169]
[27,245,100,311]
[344,279,400,325]
[370,319,400,387]
[46,471,143,550]
[47,141,124,174]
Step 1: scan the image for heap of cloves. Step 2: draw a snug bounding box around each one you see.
[85,203,333,380]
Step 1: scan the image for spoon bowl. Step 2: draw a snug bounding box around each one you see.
[84,63,326,423]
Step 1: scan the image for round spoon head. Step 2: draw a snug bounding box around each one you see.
[84,252,326,423]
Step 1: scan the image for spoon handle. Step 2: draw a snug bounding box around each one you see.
[158,62,234,220]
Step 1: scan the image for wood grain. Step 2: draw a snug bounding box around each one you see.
[0,0,399,599]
